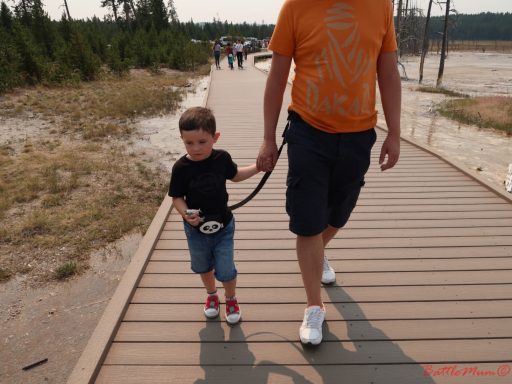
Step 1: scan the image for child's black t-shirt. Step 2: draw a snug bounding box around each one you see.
[168,149,238,224]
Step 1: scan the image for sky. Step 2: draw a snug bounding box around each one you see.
[40,0,512,23]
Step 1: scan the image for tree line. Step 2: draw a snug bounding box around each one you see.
[0,0,274,94]
[428,12,512,41]
[1,0,510,94]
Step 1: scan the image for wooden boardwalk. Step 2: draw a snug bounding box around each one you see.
[69,56,512,384]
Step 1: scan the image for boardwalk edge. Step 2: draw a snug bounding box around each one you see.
[377,125,512,203]
[66,196,172,384]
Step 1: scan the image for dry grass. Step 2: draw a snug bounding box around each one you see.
[0,67,210,284]
[437,96,512,135]
[54,260,79,280]
[0,69,193,140]
[0,141,168,282]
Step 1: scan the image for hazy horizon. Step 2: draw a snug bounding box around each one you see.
[25,0,512,23]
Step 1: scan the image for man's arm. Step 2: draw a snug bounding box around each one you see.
[257,52,292,172]
[231,164,260,182]
[377,50,401,171]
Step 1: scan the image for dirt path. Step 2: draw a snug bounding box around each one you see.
[1,234,140,383]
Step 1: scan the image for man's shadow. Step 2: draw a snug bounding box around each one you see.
[293,285,437,384]
[195,320,313,384]
[194,287,436,384]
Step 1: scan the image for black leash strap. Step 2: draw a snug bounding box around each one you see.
[229,121,289,211]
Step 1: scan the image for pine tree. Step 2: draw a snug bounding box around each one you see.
[0,1,13,31]
[150,0,168,31]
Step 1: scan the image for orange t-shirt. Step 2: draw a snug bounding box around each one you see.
[269,0,397,133]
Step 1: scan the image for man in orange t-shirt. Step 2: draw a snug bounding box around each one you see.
[257,0,401,345]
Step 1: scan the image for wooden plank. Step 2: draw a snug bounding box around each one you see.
[167,211,512,221]
[144,257,512,273]
[224,191,495,199]
[103,339,512,365]
[164,218,512,230]
[131,285,512,304]
[114,318,512,342]
[97,364,512,384]
[234,179,480,188]
[140,270,512,288]
[159,227,512,240]
[155,236,512,250]
[124,301,512,321]
[227,185,490,193]
[152,246,512,260]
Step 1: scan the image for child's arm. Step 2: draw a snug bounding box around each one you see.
[231,164,260,182]
[172,197,202,226]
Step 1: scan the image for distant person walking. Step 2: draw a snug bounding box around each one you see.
[257,0,401,345]
[225,43,234,70]
[235,40,244,69]
[213,41,221,70]
[243,43,248,61]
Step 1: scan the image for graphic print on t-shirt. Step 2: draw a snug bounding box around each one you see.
[306,3,372,117]
[189,172,224,201]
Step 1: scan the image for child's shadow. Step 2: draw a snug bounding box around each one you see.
[294,286,437,383]
[195,321,313,384]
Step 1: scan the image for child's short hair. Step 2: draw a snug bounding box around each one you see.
[178,107,216,135]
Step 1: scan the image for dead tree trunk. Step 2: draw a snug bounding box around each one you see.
[436,0,450,87]
[396,0,403,58]
[419,0,433,83]
[63,0,71,20]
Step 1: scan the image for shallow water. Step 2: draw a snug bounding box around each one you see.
[256,52,512,192]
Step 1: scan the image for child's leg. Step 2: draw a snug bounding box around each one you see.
[222,277,237,297]
[223,277,240,325]
[183,222,219,318]
[212,219,241,324]
[202,271,220,319]
[200,270,216,293]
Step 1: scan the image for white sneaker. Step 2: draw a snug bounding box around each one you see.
[299,306,325,345]
[321,256,336,284]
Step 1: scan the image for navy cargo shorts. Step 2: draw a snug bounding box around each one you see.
[285,112,377,236]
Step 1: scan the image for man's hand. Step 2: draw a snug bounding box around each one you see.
[379,133,400,171]
[257,140,279,172]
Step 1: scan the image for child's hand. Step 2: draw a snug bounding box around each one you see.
[184,209,203,226]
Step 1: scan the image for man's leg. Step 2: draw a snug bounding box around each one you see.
[322,224,338,246]
[297,233,327,345]
[297,234,324,307]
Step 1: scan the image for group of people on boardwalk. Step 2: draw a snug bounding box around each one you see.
[213,40,246,70]
[169,0,401,345]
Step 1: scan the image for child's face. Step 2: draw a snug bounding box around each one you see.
[181,128,220,161]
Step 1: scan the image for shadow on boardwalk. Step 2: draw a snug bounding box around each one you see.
[195,322,313,383]
[194,287,435,383]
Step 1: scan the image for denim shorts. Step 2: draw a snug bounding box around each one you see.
[183,218,237,282]
[285,114,376,236]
